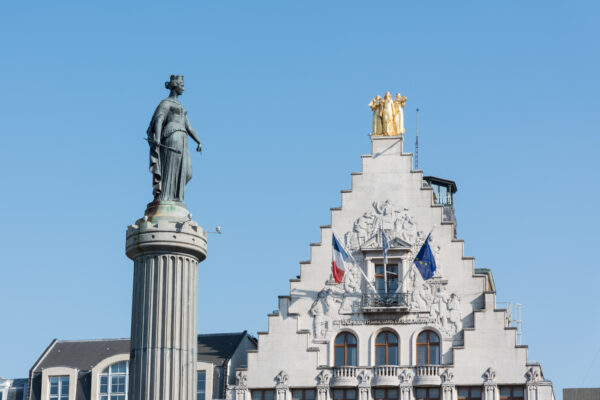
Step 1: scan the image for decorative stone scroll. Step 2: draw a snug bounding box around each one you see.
[358,370,372,400]
[234,371,249,400]
[316,371,331,400]
[275,370,289,400]
[526,366,542,400]
[482,368,497,400]
[441,370,455,400]
[399,369,414,400]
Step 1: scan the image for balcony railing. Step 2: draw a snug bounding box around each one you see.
[374,366,400,377]
[333,366,357,378]
[416,364,439,377]
[361,293,409,311]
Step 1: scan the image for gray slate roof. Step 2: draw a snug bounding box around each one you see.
[33,332,253,372]
[34,339,130,372]
[197,331,252,366]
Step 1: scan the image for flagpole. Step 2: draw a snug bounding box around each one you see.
[332,228,378,294]
[394,225,436,294]
[381,226,387,295]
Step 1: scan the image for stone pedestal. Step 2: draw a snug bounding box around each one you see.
[126,201,207,400]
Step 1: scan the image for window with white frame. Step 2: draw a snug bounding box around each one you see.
[49,376,69,400]
[197,371,206,400]
[99,361,128,400]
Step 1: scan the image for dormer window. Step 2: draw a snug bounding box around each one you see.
[49,376,69,400]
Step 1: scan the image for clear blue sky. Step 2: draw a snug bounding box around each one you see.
[1,1,599,398]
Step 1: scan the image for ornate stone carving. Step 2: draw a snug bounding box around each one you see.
[357,369,372,385]
[526,367,541,383]
[344,201,423,252]
[369,92,407,136]
[483,368,496,383]
[275,370,289,386]
[236,371,248,387]
[309,289,341,339]
[317,370,331,386]
[441,369,454,384]
[399,369,414,384]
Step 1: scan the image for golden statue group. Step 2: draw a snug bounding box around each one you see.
[369,91,407,136]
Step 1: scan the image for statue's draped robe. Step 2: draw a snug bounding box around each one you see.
[147,98,193,202]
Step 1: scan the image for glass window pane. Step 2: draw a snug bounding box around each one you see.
[252,392,262,400]
[346,390,356,400]
[500,388,510,397]
[347,347,357,366]
[376,346,386,365]
[416,389,426,400]
[457,388,468,398]
[376,265,384,274]
[471,388,481,398]
[292,391,302,400]
[387,333,398,343]
[335,334,345,344]
[333,390,344,400]
[376,278,385,292]
[305,390,315,400]
[264,391,274,400]
[429,332,440,343]
[430,388,440,400]
[388,348,398,365]
[50,386,58,395]
[388,389,398,398]
[417,332,427,343]
[417,346,427,364]
[430,346,439,364]
[334,347,345,366]
[347,334,356,344]
[375,389,385,399]
[376,333,386,344]
[513,387,524,396]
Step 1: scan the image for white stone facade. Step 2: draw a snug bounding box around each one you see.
[229,136,555,400]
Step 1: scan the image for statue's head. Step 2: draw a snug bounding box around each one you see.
[384,91,392,100]
[165,75,185,95]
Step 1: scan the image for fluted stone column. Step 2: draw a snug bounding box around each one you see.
[126,201,207,400]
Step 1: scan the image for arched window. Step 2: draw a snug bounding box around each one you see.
[375,331,398,365]
[416,330,440,365]
[334,332,357,366]
[99,361,128,400]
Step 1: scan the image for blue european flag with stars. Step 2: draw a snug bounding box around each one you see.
[414,234,436,280]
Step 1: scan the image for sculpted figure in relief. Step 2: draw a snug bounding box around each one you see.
[309,289,340,339]
[447,293,462,334]
[339,268,361,314]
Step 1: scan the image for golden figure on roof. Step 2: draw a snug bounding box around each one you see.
[369,91,407,136]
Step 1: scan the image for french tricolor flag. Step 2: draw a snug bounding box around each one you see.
[332,233,349,284]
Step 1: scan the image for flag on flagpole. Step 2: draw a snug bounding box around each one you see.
[331,233,348,284]
[382,229,389,266]
[413,234,436,280]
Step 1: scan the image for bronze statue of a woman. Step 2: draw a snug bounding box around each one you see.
[147,75,202,203]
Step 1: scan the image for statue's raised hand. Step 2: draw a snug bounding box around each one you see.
[196,143,202,153]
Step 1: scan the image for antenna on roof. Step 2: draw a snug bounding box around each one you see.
[414,108,420,169]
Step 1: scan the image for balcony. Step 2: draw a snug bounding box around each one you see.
[413,365,441,386]
[361,293,409,313]
[332,366,357,386]
[372,366,400,386]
